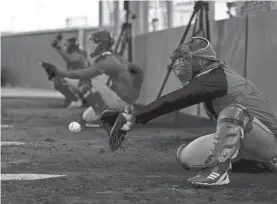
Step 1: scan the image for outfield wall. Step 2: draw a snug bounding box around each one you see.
[133,11,277,117]
[1,30,78,89]
[1,27,110,89]
[2,11,277,117]
[246,11,277,117]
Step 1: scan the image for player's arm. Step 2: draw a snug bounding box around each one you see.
[59,57,120,80]
[56,49,74,63]
[134,68,228,124]
[61,64,101,79]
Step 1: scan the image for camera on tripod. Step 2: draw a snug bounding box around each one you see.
[114,1,136,62]
[123,1,136,20]
[157,1,211,99]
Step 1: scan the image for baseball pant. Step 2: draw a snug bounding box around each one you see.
[177,115,277,170]
[82,75,129,123]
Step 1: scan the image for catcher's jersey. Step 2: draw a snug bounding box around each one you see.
[94,52,143,103]
[135,62,277,136]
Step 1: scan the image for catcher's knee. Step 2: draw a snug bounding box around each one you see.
[82,107,99,122]
[176,144,208,170]
[176,134,215,170]
[217,104,254,141]
[176,143,194,170]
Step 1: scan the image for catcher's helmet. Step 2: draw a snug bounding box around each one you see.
[170,37,217,85]
[89,30,114,57]
[65,37,80,54]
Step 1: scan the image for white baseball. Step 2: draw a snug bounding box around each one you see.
[68,122,81,133]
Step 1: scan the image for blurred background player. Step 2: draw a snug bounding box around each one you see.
[51,34,91,108]
[50,30,144,127]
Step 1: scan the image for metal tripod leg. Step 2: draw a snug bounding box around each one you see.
[156,1,210,99]
[127,23,133,62]
[156,5,199,99]
[115,22,132,62]
[115,26,126,53]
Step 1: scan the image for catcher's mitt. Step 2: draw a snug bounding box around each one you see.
[40,61,57,80]
[100,109,127,151]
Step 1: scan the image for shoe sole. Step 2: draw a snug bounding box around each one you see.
[188,178,230,188]
[265,158,277,173]
[85,124,101,128]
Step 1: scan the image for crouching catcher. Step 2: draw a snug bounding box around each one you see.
[44,34,91,108]
[102,37,277,187]
[44,30,144,128]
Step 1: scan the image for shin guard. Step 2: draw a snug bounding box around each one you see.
[80,84,106,113]
[53,77,78,102]
[204,105,254,167]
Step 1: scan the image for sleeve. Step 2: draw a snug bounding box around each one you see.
[134,68,228,124]
[63,56,123,80]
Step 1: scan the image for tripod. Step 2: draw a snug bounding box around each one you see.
[156,1,211,99]
[114,1,135,62]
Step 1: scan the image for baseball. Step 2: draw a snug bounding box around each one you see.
[68,122,81,133]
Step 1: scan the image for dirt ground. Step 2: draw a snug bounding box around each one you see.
[1,98,277,204]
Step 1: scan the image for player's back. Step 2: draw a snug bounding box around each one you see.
[67,50,89,70]
[210,67,277,136]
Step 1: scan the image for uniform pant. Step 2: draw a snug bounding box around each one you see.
[53,77,90,102]
[82,75,129,123]
[64,78,80,93]
[178,115,277,170]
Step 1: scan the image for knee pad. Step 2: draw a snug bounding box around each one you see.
[82,107,99,123]
[80,83,92,96]
[205,105,254,166]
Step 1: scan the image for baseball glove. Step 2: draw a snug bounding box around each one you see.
[100,109,127,151]
[40,61,57,80]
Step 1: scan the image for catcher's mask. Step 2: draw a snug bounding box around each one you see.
[170,37,217,85]
[89,30,115,58]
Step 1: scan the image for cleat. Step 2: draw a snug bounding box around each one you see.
[188,163,230,187]
[84,117,101,128]
[265,157,277,172]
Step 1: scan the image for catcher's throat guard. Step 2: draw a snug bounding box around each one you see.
[100,109,127,151]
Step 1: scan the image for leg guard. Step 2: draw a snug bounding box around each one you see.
[204,104,254,167]
[80,84,106,113]
[82,106,100,123]
[53,77,78,102]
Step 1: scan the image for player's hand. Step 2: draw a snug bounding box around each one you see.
[121,112,136,131]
